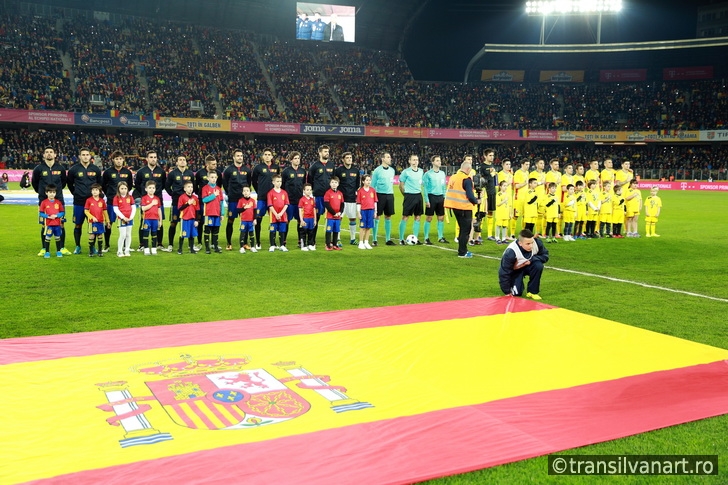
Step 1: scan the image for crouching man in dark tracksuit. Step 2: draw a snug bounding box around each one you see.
[498,229,549,300]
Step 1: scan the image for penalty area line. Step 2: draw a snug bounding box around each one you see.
[427,245,728,304]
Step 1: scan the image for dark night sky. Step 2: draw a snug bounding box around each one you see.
[402,0,714,81]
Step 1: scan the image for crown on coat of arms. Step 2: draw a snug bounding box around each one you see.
[132,354,251,378]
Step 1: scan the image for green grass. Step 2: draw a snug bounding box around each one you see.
[2,189,728,483]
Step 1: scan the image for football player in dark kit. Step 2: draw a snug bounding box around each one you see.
[134,150,166,250]
[307,144,335,246]
[101,150,133,253]
[67,147,102,254]
[32,146,70,256]
[251,147,280,249]
[333,151,360,245]
[281,151,307,248]
[165,155,195,251]
[222,148,252,250]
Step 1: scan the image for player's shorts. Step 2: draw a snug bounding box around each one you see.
[269,221,288,233]
[301,218,316,230]
[239,221,255,233]
[286,204,300,222]
[44,225,62,239]
[626,210,639,218]
[497,218,510,227]
[181,219,198,238]
[359,209,374,229]
[325,219,341,232]
[562,213,575,224]
[523,216,538,225]
[342,202,357,219]
[227,200,240,219]
[402,193,423,217]
[72,205,87,225]
[118,217,133,228]
[89,222,105,235]
[106,204,117,224]
[205,216,221,227]
[170,205,180,223]
[645,216,658,223]
[256,199,268,218]
[485,191,496,212]
[425,194,445,217]
[315,196,326,216]
[376,193,395,217]
[142,219,159,233]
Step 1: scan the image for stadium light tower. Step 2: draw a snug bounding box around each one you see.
[525,0,623,45]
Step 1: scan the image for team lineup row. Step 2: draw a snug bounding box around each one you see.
[32,144,663,258]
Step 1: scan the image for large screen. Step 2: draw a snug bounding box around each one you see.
[296,3,356,43]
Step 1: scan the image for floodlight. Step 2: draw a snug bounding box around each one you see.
[525,0,622,16]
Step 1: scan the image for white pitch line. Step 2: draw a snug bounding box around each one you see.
[428,245,728,303]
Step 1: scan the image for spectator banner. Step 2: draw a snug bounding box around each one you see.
[700,130,728,141]
[300,124,366,136]
[557,131,700,143]
[539,71,584,83]
[663,66,713,81]
[365,127,424,138]
[480,70,525,82]
[0,108,74,125]
[638,181,728,191]
[156,118,230,131]
[75,113,156,128]
[232,121,301,134]
[599,69,647,82]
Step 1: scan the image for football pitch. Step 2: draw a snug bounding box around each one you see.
[2,188,728,483]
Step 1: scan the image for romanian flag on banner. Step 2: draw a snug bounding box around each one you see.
[2,297,728,484]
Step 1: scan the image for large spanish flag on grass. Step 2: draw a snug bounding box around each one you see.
[2,297,728,484]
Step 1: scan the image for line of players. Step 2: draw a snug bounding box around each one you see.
[32,144,663,258]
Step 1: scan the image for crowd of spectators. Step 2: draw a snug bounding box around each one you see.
[2,11,728,133]
[67,19,146,114]
[0,15,72,111]
[197,29,277,121]
[1,127,726,181]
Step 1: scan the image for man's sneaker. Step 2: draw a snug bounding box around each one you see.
[280,246,289,252]
[269,246,277,252]
[250,247,258,253]
[102,246,110,253]
[239,247,246,254]
[214,246,222,253]
[190,248,198,254]
[458,251,473,258]
[226,244,233,251]
[44,252,51,259]
[151,248,158,255]
[386,240,396,246]
[526,292,542,301]
[326,245,334,251]
[424,238,433,245]
[333,245,342,251]
[177,249,183,255]
[415,240,423,245]
[358,242,366,249]
[372,241,378,247]
[308,245,316,251]
[364,241,372,250]
[206,248,212,254]
[487,236,496,241]
[438,237,449,243]
[255,244,262,250]
[350,239,357,245]
[144,248,151,256]
[73,246,82,255]
[301,246,309,252]
[400,240,406,246]
[38,249,46,257]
